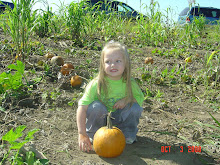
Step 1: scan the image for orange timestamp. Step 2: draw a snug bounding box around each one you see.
[161,146,201,153]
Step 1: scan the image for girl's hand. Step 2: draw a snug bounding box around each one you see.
[78,133,92,152]
[113,98,127,110]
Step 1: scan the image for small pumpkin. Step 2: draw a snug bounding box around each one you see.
[51,56,64,66]
[185,57,192,63]
[93,112,126,158]
[45,52,55,59]
[61,63,74,75]
[70,75,82,87]
[144,57,154,64]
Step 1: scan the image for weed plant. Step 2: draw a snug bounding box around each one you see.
[34,5,54,37]
[0,60,37,110]
[204,51,220,91]
[136,1,164,46]
[0,125,40,165]
[0,60,27,95]
[65,1,86,44]
[0,0,37,61]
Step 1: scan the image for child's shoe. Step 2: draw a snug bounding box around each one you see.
[126,137,137,144]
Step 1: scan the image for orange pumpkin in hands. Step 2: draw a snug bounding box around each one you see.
[93,112,126,158]
[61,63,74,75]
[70,75,82,87]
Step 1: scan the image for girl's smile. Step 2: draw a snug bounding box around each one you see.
[104,49,125,80]
[110,69,118,72]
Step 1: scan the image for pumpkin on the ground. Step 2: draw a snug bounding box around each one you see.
[144,57,154,64]
[93,112,126,158]
[61,63,74,75]
[185,57,192,63]
[51,56,64,66]
[70,75,82,87]
[45,52,55,59]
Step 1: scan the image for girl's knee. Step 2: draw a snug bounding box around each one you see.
[87,101,108,115]
[130,103,143,117]
[91,100,105,107]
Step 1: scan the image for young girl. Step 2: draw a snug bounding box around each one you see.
[77,41,144,152]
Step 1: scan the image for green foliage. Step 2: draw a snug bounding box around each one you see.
[0,60,26,94]
[206,51,218,66]
[34,6,54,37]
[136,1,165,46]
[25,151,49,165]
[1,125,39,165]
[65,1,86,43]
[155,89,164,98]
[0,0,37,60]
[202,51,220,90]
[144,88,163,100]
[145,88,153,98]
[192,16,206,36]
[208,112,220,128]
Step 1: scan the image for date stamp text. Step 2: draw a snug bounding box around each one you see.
[161,146,201,153]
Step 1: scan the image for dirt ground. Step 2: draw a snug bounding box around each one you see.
[0,32,220,165]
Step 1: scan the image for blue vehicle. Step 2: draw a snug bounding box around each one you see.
[0,1,14,12]
[178,6,220,25]
[84,0,144,19]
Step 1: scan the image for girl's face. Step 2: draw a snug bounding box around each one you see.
[103,48,125,80]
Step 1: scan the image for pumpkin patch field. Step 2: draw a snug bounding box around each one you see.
[0,1,220,165]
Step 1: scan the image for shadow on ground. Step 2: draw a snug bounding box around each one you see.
[95,136,216,165]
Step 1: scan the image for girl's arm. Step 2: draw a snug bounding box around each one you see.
[76,105,92,152]
[133,98,137,103]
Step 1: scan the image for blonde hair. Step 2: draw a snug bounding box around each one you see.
[96,41,134,105]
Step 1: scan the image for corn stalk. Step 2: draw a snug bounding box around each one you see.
[1,0,37,61]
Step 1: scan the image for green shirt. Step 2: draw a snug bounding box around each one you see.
[78,77,144,112]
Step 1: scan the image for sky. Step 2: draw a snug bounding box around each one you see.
[3,0,220,22]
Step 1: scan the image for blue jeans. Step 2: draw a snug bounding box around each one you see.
[86,101,143,142]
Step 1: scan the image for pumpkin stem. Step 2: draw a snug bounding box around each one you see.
[107,112,113,129]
